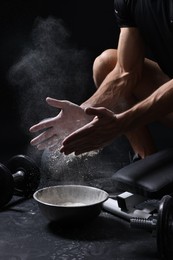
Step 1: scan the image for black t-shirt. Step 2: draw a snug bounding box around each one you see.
[114,0,173,78]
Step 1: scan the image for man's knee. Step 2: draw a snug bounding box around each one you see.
[93,49,117,88]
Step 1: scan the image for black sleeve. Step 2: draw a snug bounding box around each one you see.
[114,0,136,27]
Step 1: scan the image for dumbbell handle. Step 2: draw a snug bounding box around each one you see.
[130,195,173,260]
[0,155,40,208]
[13,170,25,182]
[130,217,157,232]
[13,170,27,196]
[130,195,173,233]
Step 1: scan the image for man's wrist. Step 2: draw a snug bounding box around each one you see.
[117,107,138,134]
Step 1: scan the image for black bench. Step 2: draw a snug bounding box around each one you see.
[112,148,173,199]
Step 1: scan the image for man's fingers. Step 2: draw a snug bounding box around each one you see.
[60,127,94,153]
[85,107,115,118]
[61,141,100,155]
[46,97,69,109]
[37,136,59,150]
[29,118,55,133]
[62,123,93,146]
[30,128,55,146]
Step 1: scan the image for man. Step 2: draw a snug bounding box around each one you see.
[30,0,173,159]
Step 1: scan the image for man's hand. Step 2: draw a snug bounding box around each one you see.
[60,107,121,155]
[29,97,92,150]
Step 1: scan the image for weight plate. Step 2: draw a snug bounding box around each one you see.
[0,163,14,207]
[157,195,173,260]
[7,155,40,198]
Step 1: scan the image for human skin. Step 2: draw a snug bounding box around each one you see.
[60,79,173,155]
[30,28,173,157]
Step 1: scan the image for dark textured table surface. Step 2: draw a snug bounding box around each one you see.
[0,140,161,260]
[0,195,159,260]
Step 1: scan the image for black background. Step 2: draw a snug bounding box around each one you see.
[0,0,119,161]
[0,0,172,163]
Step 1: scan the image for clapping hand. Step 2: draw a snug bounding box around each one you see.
[29,97,92,151]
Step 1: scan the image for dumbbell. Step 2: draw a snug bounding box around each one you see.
[0,154,40,208]
[130,195,173,260]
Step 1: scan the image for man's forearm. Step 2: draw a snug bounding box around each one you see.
[118,79,173,132]
[81,66,140,113]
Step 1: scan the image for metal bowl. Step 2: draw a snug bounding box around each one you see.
[33,185,109,223]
